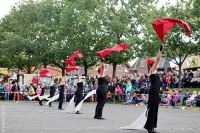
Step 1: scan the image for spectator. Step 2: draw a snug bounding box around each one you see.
[29,84,36,101]
[123,92,132,105]
[166,86,172,94]
[186,91,197,107]
[66,83,72,103]
[194,91,200,107]
[130,92,138,105]
[126,80,132,94]
[189,70,194,79]
[19,83,24,101]
[4,83,9,101]
[174,76,179,88]
[12,82,20,101]
[108,82,115,102]
[114,84,122,103]
[106,91,112,102]
[165,74,171,87]
[83,85,90,102]
[182,90,189,105]
[23,89,29,101]
[36,85,42,95]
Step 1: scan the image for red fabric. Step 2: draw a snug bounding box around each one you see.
[31,77,40,84]
[64,50,83,66]
[152,18,190,42]
[96,43,128,58]
[65,66,82,72]
[147,59,153,65]
[39,68,49,77]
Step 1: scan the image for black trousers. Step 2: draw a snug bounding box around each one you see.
[75,92,82,107]
[49,91,54,106]
[144,106,158,130]
[39,100,42,105]
[95,89,106,117]
[58,94,63,109]
[58,85,64,109]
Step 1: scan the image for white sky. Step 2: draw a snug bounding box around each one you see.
[0,0,176,19]
[0,0,176,65]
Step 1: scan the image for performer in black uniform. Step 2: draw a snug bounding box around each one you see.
[49,79,55,107]
[58,77,65,110]
[144,43,164,133]
[75,70,83,114]
[94,58,108,120]
[39,82,45,106]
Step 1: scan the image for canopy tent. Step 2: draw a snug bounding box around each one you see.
[0,68,9,75]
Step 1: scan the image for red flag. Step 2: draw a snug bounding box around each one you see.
[39,68,49,77]
[152,18,190,42]
[64,50,83,66]
[31,77,40,84]
[96,43,128,58]
[65,66,82,72]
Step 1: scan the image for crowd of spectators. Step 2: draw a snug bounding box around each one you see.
[0,72,200,107]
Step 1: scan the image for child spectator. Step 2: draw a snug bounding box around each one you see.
[114,84,122,103]
[106,91,112,102]
[182,90,189,105]
[23,89,29,101]
[36,85,42,95]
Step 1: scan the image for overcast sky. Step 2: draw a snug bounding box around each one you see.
[0,0,176,65]
[0,0,176,19]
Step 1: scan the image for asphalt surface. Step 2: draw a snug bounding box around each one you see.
[0,101,200,133]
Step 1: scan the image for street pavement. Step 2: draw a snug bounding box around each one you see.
[0,101,200,133]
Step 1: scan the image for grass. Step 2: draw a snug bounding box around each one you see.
[174,87,200,95]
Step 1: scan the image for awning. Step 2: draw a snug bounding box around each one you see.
[0,68,9,75]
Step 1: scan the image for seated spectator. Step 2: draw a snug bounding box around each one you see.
[166,86,172,94]
[138,94,147,105]
[186,91,197,107]
[194,91,200,107]
[170,90,179,106]
[23,89,29,101]
[182,90,189,105]
[130,92,138,105]
[163,94,171,106]
[106,91,112,102]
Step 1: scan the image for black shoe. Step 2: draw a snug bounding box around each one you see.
[97,117,106,120]
[40,104,44,106]
[148,129,159,133]
[94,115,98,119]
[76,111,82,114]
[58,108,64,110]
[49,105,53,107]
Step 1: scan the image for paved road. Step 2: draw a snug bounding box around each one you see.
[0,101,199,133]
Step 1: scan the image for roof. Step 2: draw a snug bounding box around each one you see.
[158,58,173,69]
[128,58,139,71]
[129,57,174,71]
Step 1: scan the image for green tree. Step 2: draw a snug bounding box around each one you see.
[96,0,157,78]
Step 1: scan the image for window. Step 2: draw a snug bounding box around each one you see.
[141,59,145,67]
[117,65,123,71]
[95,64,108,71]
[104,64,108,71]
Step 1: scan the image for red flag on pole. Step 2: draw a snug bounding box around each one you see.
[96,43,128,58]
[39,68,49,77]
[65,66,82,72]
[31,77,40,84]
[152,18,190,42]
[64,50,83,66]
